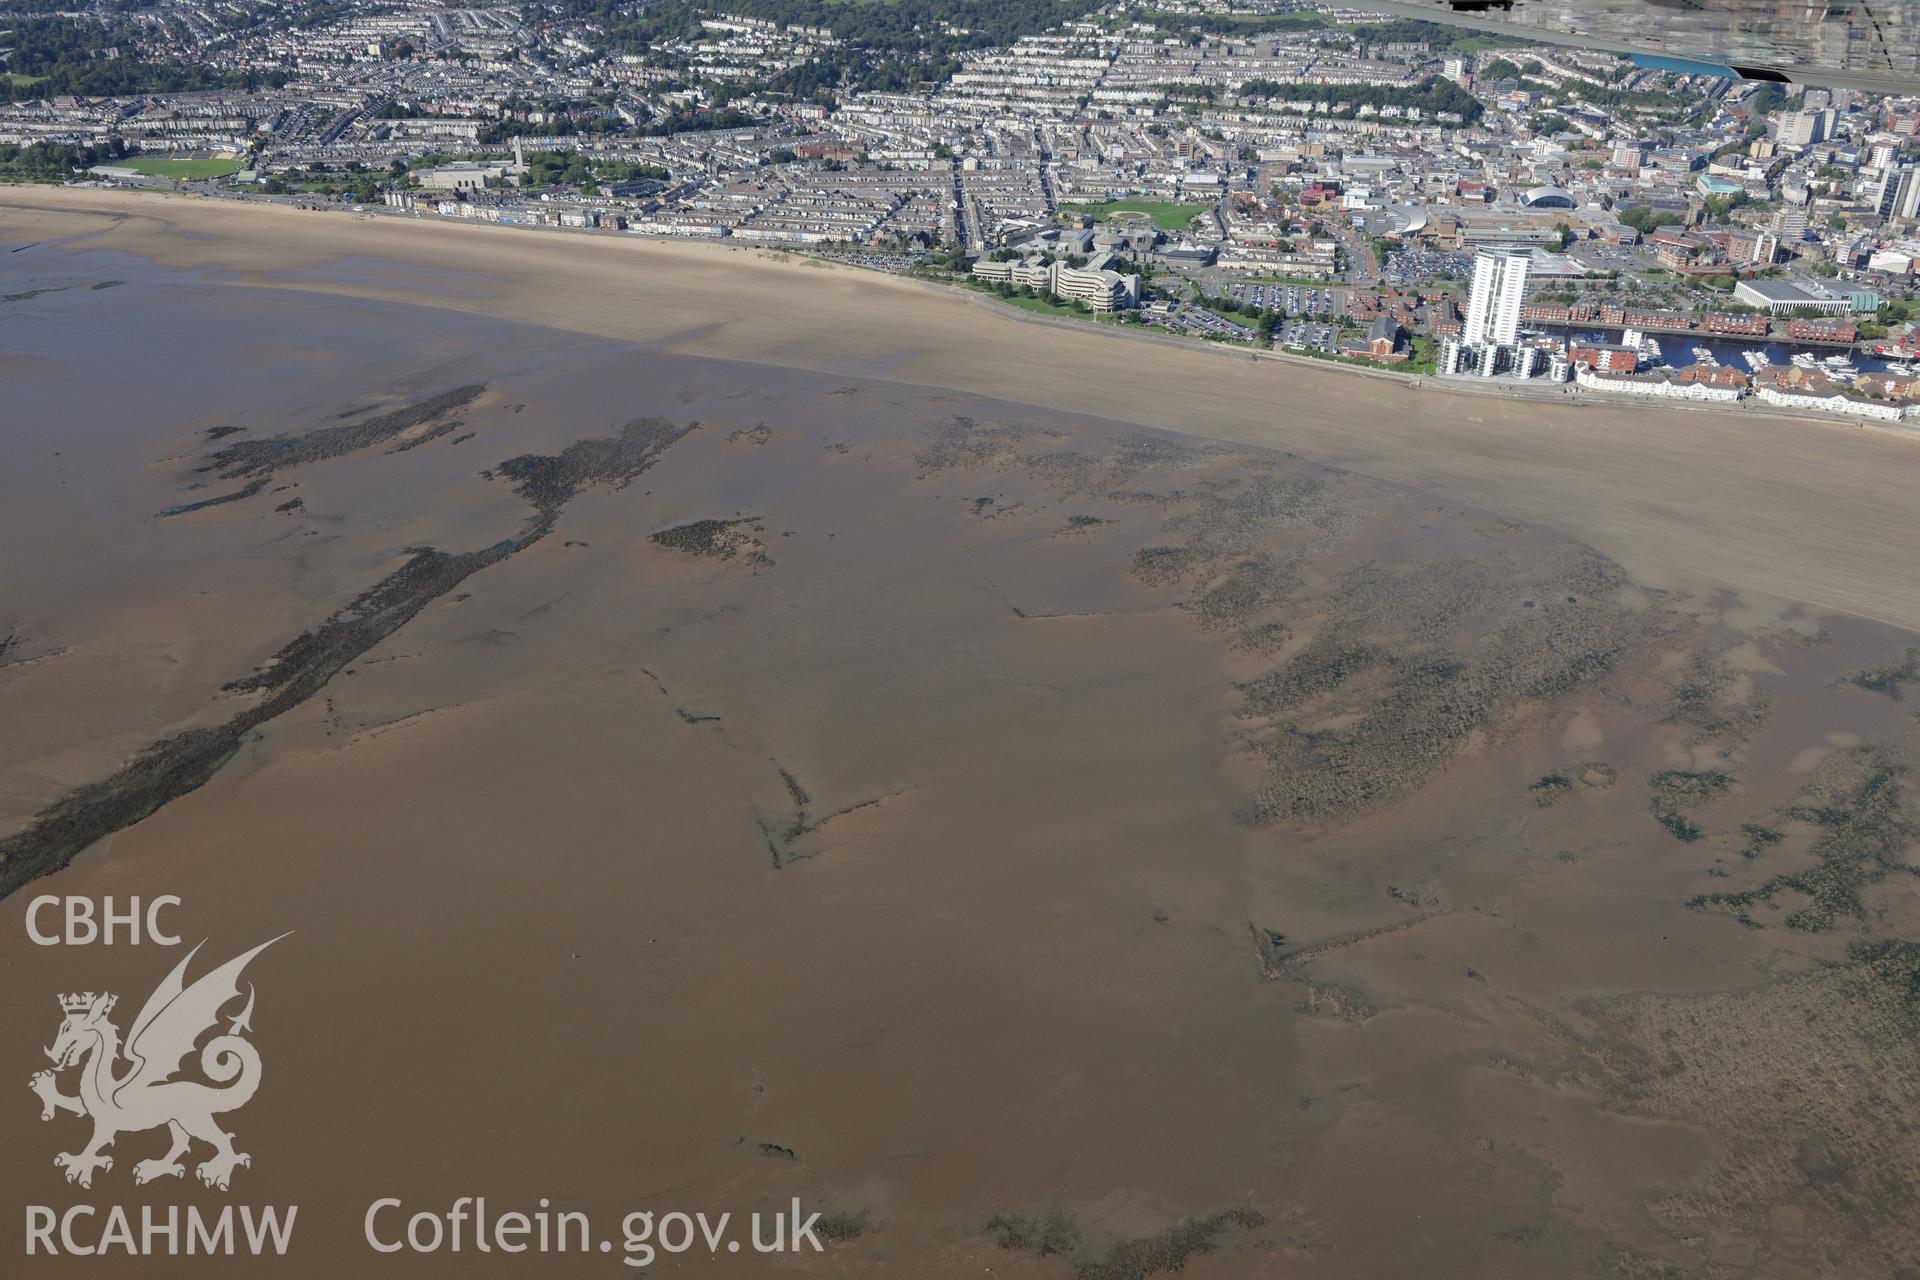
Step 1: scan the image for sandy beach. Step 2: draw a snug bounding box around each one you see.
[1,187,1917,1279]
[4,186,1919,632]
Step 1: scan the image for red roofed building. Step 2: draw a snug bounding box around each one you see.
[1786,318,1858,343]
[1569,344,1639,372]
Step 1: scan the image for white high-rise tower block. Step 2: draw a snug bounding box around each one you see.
[1463,247,1531,348]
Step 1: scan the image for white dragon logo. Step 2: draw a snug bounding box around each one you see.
[28,935,286,1191]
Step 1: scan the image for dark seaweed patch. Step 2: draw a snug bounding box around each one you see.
[1843,648,1920,702]
[157,478,267,517]
[1690,748,1917,930]
[650,517,767,563]
[1650,770,1732,842]
[496,416,696,528]
[0,406,698,899]
[202,385,486,478]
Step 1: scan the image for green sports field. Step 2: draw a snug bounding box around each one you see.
[122,157,244,180]
[1060,200,1211,232]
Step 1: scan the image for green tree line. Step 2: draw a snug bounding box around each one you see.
[0,17,286,103]
[1238,75,1483,125]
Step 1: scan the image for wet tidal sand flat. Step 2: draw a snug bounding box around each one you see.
[6,185,1920,633]
[1,206,1918,1279]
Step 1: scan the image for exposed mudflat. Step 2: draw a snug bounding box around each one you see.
[0,222,1916,1279]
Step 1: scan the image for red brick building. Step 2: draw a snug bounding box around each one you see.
[1568,344,1639,372]
[1786,318,1858,343]
[1701,312,1770,336]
